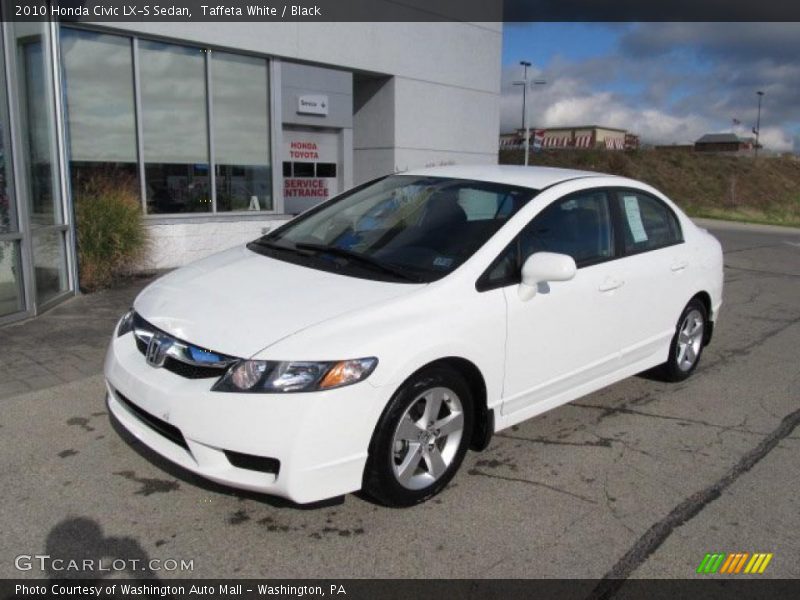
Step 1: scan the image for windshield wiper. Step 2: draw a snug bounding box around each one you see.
[294,242,423,283]
[248,238,310,256]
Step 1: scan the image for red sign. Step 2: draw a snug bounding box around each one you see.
[284,178,329,198]
[289,141,319,160]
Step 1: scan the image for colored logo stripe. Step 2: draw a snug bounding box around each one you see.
[697,552,773,574]
[744,553,773,574]
[719,553,749,573]
[697,553,726,573]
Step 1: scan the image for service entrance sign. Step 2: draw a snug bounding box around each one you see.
[282,127,341,214]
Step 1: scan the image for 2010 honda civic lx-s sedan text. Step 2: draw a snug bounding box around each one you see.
[105,165,723,507]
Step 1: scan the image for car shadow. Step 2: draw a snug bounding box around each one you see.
[635,365,669,382]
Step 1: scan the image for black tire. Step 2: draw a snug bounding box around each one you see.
[662,298,708,382]
[363,365,474,507]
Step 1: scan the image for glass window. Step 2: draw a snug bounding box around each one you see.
[211,52,271,212]
[316,162,337,178]
[522,191,613,266]
[32,228,68,304]
[61,28,139,199]
[0,241,24,317]
[0,34,16,234]
[616,192,682,253]
[139,41,209,214]
[12,22,62,228]
[292,162,314,177]
[481,190,614,289]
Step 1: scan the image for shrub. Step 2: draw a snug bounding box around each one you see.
[74,173,148,292]
[606,151,632,177]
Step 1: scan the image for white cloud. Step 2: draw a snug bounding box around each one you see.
[500,23,800,153]
[732,125,794,152]
[501,71,710,145]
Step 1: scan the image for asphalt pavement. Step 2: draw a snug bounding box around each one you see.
[0,219,798,580]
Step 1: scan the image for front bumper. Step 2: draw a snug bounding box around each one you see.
[104,332,387,504]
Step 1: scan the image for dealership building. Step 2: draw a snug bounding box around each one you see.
[0,18,502,324]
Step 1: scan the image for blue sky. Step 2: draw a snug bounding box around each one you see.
[500,23,800,152]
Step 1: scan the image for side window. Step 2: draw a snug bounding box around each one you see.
[478,190,614,290]
[615,192,683,253]
[521,190,613,267]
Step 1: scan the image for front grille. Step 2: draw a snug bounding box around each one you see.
[162,356,228,379]
[224,450,281,475]
[115,390,189,451]
[133,314,232,380]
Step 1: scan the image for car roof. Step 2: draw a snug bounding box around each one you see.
[401,164,616,190]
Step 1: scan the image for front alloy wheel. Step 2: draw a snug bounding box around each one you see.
[364,366,473,506]
[391,386,464,490]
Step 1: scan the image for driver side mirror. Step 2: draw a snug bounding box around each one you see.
[519,252,576,301]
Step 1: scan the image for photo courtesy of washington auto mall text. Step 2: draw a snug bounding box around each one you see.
[14,583,346,597]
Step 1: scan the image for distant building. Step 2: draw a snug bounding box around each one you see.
[694,133,755,154]
[500,125,638,151]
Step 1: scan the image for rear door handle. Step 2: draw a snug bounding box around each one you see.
[598,277,624,292]
[671,260,688,272]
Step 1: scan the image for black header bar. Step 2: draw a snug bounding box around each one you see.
[2,0,800,22]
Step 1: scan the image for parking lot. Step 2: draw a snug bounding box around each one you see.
[0,219,798,580]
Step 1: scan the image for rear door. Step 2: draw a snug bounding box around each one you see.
[609,189,689,364]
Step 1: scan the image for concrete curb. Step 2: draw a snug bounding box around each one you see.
[692,217,800,235]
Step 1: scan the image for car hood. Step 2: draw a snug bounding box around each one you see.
[134,245,423,358]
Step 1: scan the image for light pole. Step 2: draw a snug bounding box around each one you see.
[530,78,546,163]
[754,90,764,157]
[513,61,531,165]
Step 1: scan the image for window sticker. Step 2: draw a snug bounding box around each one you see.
[433,256,454,269]
[623,195,648,243]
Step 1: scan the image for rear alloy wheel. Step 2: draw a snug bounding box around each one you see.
[663,299,708,381]
[363,366,473,506]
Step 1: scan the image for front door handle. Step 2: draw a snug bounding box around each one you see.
[671,260,688,272]
[598,277,624,292]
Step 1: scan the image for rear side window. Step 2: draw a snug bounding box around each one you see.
[615,192,682,253]
[479,190,614,289]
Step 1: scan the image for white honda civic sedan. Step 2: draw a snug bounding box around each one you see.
[105,165,723,506]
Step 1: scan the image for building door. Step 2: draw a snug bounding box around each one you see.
[0,26,25,322]
[0,21,73,324]
[282,126,341,214]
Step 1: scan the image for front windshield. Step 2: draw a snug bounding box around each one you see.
[249,175,538,283]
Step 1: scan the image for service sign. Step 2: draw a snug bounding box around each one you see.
[297,95,329,116]
[282,128,340,214]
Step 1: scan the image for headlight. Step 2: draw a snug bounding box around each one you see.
[117,309,134,337]
[212,358,378,393]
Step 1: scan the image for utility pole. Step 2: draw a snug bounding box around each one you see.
[754,90,764,158]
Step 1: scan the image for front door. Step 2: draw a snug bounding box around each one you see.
[499,189,624,417]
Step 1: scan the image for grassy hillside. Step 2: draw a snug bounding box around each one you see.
[499,149,800,227]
